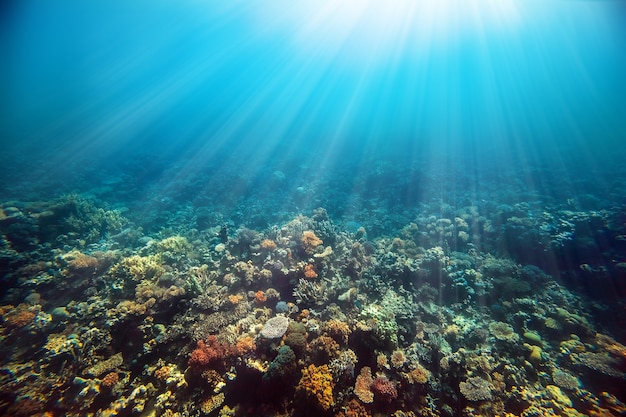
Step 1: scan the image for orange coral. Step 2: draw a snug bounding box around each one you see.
[67,252,98,276]
[254,290,267,305]
[303,263,318,279]
[154,366,171,380]
[260,239,277,250]
[301,231,323,254]
[228,294,244,305]
[235,336,256,355]
[188,335,251,370]
[296,364,335,411]
[299,309,310,319]
[354,366,374,404]
[101,372,119,388]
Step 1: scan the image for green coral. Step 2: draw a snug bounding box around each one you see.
[59,195,128,245]
[156,235,193,265]
[360,303,399,348]
[264,345,297,381]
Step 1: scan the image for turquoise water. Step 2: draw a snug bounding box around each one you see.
[1,1,626,416]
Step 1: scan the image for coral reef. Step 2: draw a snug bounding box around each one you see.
[1,190,625,417]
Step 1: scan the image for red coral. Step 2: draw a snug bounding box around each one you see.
[371,375,398,403]
[188,336,231,368]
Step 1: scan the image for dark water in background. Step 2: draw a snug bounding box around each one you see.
[2,2,626,415]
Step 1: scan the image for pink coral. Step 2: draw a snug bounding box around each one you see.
[371,375,398,403]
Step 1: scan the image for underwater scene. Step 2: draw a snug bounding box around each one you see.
[2,1,626,416]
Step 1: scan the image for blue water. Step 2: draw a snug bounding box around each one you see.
[2,1,625,195]
[1,2,626,415]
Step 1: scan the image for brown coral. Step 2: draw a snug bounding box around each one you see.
[459,376,493,401]
[337,399,372,417]
[325,319,351,345]
[67,251,99,276]
[390,349,406,369]
[308,335,340,361]
[405,364,431,384]
[154,366,171,380]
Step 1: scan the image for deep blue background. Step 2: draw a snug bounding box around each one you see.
[1,1,625,204]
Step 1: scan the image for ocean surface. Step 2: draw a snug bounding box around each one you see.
[1,1,626,416]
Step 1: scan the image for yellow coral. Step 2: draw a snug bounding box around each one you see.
[110,255,164,281]
[156,235,191,253]
[296,364,335,410]
[524,343,543,364]
[546,385,572,407]
[404,364,431,384]
[201,392,225,414]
